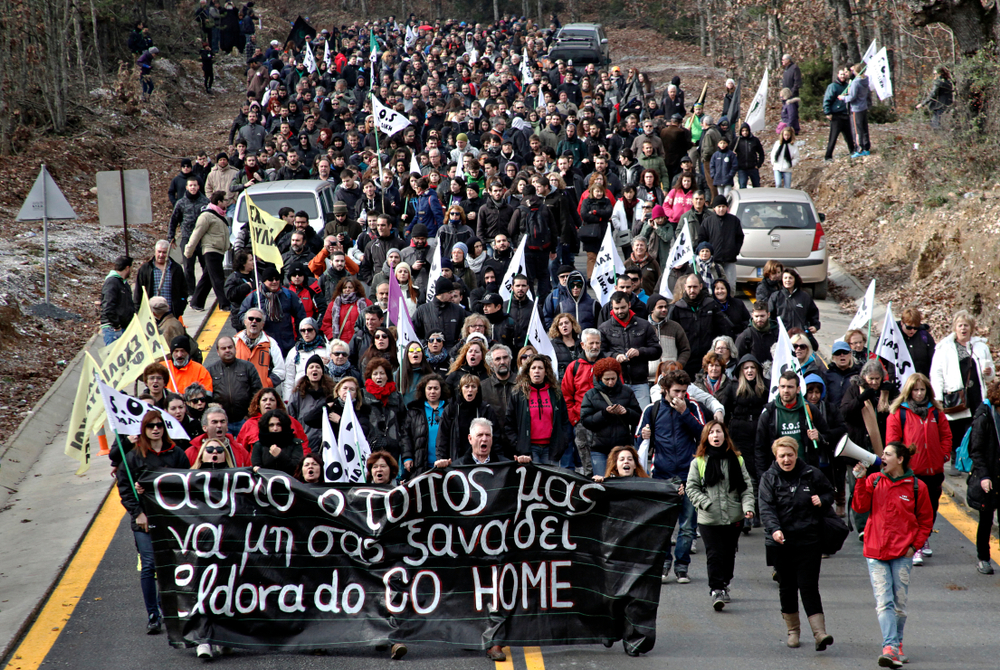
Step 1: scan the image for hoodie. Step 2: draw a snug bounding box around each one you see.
[558,271,599,330]
[733,123,765,171]
[843,74,871,113]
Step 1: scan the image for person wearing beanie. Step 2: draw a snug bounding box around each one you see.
[698,114,723,199]
[207,335,263,433]
[580,357,643,475]
[166,333,214,396]
[697,195,743,289]
[286,262,326,322]
[438,205,475,261]
[451,131,480,164]
[205,152,240,212]
[237,265,308,356]
[285,353,334,455]
[414,276,468,349]
[400,222,434,299]
[542,264,577,329]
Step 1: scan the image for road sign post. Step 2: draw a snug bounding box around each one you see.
[96,169,152,255]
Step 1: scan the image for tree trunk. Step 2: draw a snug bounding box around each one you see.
[493,0,499,22]
[696,0,706,57]
[706,0,717,65]
[73,2,88,93]
[89,0,105,87]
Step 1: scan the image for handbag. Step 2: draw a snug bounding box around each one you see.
[578,222,601,242]
[942,361,972,414]
[612,227,631,247]
[819,506,850,555]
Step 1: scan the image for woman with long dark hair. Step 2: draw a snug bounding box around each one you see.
[362,358,406,468]
[592,444,650,482]
[401,374,450,476]
[729,354,769,530]
[400,341,433,406]
[685,420,754,610]
[235,387,310,454]
[116,411,190,634]
[504,355,570,465]
[250,409,304,476]
[360,327,398,375]
[322,277,370,341]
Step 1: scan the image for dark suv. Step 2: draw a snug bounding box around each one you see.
[554,23,611,67]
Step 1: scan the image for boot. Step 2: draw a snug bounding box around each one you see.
[808,613,833,651]
[782,612,801,648]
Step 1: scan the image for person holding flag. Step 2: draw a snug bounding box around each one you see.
[755,369,831,478]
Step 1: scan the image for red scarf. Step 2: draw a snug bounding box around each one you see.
[612,309,635,329]
[365,378,397,404]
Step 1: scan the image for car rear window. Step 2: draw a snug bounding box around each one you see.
[549,49,601,65]
[736,202,815,229]
[236,192,319,223]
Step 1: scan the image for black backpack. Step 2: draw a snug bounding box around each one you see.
[522,201,552,251]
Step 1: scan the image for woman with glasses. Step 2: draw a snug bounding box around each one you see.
[183,384,211,439]
[438,205,475,255]
[287,355,335,454]
[425,331,451,376]
[326,338,362,383]
[516,345,538,373]
[116,410,190,635]
[191,437,235,469]
[400,341,433,406]
[360,327,398,376]
[251,409,304,476]
[844,328,870,367]
[283,317,328,401]
[789,332,828,382]
[897,308,935,377]
[328,376,370,436]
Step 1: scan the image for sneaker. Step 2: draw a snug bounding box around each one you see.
[858,531,865,542]
[861,150,871,156]
[146,613,162,635]
[661,572,672,584]
[196,643,213,659]
[897,643,908,663]
[878,646,903,668]
[823,158,833,163]
[689,542,698,554]
[921,540,932,557]
[850,151,862,158]
[912,550,923,566]
[712,590,726,611]
[720,588,731,603]
[676,571,691,584]
[977,560,995,575]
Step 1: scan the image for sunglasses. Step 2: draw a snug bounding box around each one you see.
[190,397,208,404]
[205,446,225,454]
[428,337,444,343]
[246,316,263,323]
[147,422,165,429]
[332,351,348,357]
[793,344,809,350]
[300,327,315,333]
[375,334,389,340]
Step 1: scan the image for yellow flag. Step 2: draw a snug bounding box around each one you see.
[97,316,156,392]
[136,287,170,363]
[65,352,103,475]
[246,194,285,271]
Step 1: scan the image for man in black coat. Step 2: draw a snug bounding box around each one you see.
[133,240,189,319]
[505,275,536,346]
[736,303,778,365]
[598,291,662,408]
[413,277,468,349]
[755,370,830,477]
[207,336,263,432]
[667,274,733,378]
[698,195,744,289]
[598,274,648,323]
[167,158,197,206]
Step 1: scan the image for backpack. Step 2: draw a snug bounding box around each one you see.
[240,14,256,35]
[522,201,552,251]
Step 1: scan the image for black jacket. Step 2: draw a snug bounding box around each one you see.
[727,357,769,474]
[225,270,255,329]
[733,125,765,171]
[207,358,263,422]
[251,437,304,476]
[969,403,1000,500]
[900,322,936,378]
[697,211,745,264]
[598,313,661,386]
[100,271,135,330]
[133,257,189,319]
[716,296,751,334]
[362,389,407,462]
[506,295,537,347]
[759,460,834,547]
[840,377,897,457]
[768,286,821,333]
[437,393,503,461]
[400,398,445,474]
[736,322,778,364]
[667,292,733,376]
[116,442,192,532]
[413,298,469,349]
[503,386,570,462]
[755,398,831,476]
[580,382,643,454]
[598,293,649,323]
[477,198,515,240]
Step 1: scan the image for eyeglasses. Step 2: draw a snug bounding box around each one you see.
[332,351,348,357]
[190,397,208,404]
[428,337,444,343]
[147,422,165,429]
[520,354,531,360]
[300,327,315,333]
[901,323,917,330]
[375,334,389,340]
[205,446,225,454]
[793,344,809,350]
[246,316,263,323]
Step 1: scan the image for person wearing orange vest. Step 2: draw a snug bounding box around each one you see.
[165,335,213,396]
[234,306,286,389]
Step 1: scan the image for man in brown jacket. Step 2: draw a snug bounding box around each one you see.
[205,152,240,214]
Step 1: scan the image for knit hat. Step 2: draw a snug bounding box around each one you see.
[711,195,728,208]
[261,267,281,282]
[452,241,468,256]
[650,204,666,220]
[299,317,318,332]
[456,132,469,142]
[646,292,670,311]
[304,353,325,370]
[333,201,348,214]
[411,223,429,238]
[170,334,191,353]
[287,263,309,278]
[696,241,715,254]
[434,277,455,296]
[440,258,453,270]
[593,357,623,380]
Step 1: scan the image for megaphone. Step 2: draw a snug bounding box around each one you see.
[834,435,878,468]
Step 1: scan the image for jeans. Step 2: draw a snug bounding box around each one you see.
[717,185,732,197]
[210,27,220,53]
[525,250,552,302]
[559,425,578,469]
[102,328,123,346]
[530,444,551,465]
[591,451,608,478]
[700,522,743,590]
[134,530,160,618]
[866,555,912,648]
[977,505,998,560]
[548,243,574,287]
[191,251,230,310]
[666,494,698,570]
[140,74,154,96]
[737,169,760,188]
[773,544,824,615]
[851,110,871,152]
[773,171,792,188]
[628,383,651,409]
[720,262,737,290]
[183,247,205,298]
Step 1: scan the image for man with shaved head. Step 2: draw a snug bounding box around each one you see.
[207,335,263,435]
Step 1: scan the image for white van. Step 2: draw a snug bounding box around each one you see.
[230,180,338,248]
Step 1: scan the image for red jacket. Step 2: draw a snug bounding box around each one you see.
[886,405,952,476]
[852,471,934,561]
[185,433,251,467]
[234,413,310,456]
[562,357,596,425]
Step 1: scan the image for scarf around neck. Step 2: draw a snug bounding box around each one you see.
[365,379,397,404]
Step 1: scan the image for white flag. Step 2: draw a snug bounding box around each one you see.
[372,95,412,137]
[410,149,422,175]
[658,222,695,297]
[520,49,532,86]
[591,224,626,306]
[337,392,371,483]
[321,408,349,483]
[302,41,317,74]
[861,39,878,66]
[526,299,559,375]
[745,68,768,134]
[95,374,189,441]
[848,279,875,333]
[323,39,332,69]
[405,25,417,50]
[869,48,894,101]
[396,294,421,361]
[768,318,806,401]
[499,234,532,302]
[875,303,915,387]
[424,240,442,303]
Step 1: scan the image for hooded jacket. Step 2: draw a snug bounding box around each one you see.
[636,395,708,480]
[100,270,135,330]
[708,147,738,187]
[733,123,765,171]
[580,380,643,454]
[852,469,934,561]
[886,401,952,476]
[843,74,871,113]
[598,311,661,386]
[557,272,600,330]
[437,390,504,461]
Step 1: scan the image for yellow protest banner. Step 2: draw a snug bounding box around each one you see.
[97,316,156,391]
[136,288,169,363]
[65,352,103,475]
[246,194,285,271]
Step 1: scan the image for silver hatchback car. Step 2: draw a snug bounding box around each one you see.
[730,188,829,299]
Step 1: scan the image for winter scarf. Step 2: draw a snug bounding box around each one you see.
[256,287,283,322]
[292,334,328,365]
[365,379,397,404]
[329,292,361,337]
[703,445,747,493]
[427,350,450,368]
[328,359,353,377]
[776,137,793,166]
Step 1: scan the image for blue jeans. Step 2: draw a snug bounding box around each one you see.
[591,451,608,477]
[530,444,551,465]
[670,495,698,570]
[134,530,160,618]
[140,74,154,96]
[228,419,246,438]
[866,556,912,648]
[738,169,760,188]
[103,328,123,346]
[773,170,792,188]
[560,425,578,469]
[628,383,651,409]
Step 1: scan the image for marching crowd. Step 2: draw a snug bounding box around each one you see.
[99,12,995,667]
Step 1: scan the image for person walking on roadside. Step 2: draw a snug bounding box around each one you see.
[915,66,953,129]
[685,420,755,611]
[967,379,1000,575]
[100,255,135,346]
[840,63,871,156]
[759,436,835,651]
[822,68,856,161]
[134,240,188,319]
[770,126,800,189]
[184,191,232,312]
[852,442,934,669]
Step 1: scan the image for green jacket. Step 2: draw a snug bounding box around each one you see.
[638,154,669,188]
[686,454,755,525]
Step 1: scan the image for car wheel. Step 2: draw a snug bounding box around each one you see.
[811,278,828,300]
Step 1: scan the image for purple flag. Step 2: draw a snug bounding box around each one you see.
[388,266,403,326]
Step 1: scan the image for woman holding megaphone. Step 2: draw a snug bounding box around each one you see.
[885,373,951,565]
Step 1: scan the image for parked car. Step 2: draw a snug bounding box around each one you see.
[230,180,337,248]
[553,22,611,67]
[730,187,829,299]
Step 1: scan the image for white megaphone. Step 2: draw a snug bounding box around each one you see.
[834,435,878,468]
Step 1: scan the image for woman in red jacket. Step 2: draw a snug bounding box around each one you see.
[852,442,934,669]
[885,373,951,565]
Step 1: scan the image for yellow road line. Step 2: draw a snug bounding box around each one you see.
[743,289,755,304]
[196,305,228,354]
[938,494,999,553]
[524,646,546,670]
[4,494,125,670]
[494,646,514,670]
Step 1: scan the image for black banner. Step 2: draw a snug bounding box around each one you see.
[144,464,680,652]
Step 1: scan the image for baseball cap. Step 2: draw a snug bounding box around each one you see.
[832,341,852,355]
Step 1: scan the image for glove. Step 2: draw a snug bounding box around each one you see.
[859,387,878,402]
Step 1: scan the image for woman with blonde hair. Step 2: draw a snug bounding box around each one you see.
[393,262,419,313]
[770,125,799,188]
[191,437,235,469]
[548,312,582,376]
[446,338,492,393]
